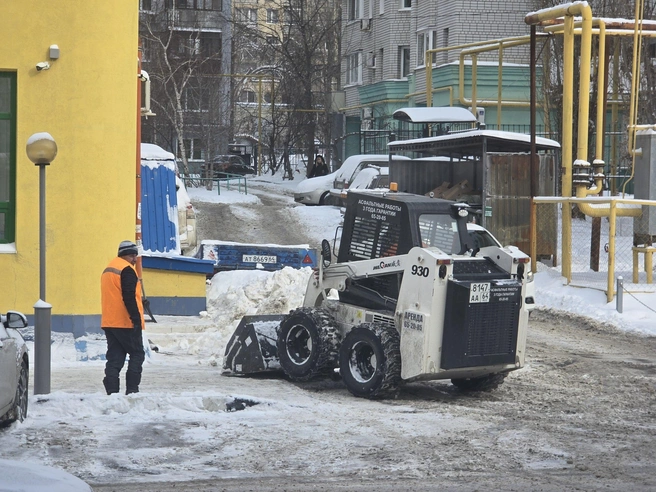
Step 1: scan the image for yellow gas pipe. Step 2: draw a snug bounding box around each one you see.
[525,2,591,281]
[526,3,646,282]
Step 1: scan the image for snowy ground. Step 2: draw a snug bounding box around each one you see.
[1,171,655,490]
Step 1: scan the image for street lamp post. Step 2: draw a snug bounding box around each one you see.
[26,132,57,395]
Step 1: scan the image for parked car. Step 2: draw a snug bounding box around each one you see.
[0,310,29,427]
[331,154,408,192]
[329,165,390,207]
[465,223,535,312]
[205,155,255,178]
[294,154,408,206]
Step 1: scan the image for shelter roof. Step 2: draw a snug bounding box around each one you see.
[392,107,477,124]
[388,129,560,157]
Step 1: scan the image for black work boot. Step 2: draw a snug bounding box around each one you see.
[125,372,141,395]
[103,377,119,395]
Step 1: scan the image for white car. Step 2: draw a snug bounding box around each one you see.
[466,223,535,312]
[294,154,408,206]
[330,166,389,207]
[0,310,29,427]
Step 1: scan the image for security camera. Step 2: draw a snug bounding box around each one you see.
[36,62,50,71]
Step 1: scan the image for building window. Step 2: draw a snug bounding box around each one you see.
[180,78,209,112]
[378,48,384,76]
[140,0,153,11]
[284,7,302,24]
[237,8,257,23]
[240,90,256,103]
[398,46,410,78]
[197,0,222,10]
[442,28,449,64]
[348,0,362,20]
[200,32,222,58]
[346,52,362,85]
[0,73,16,243]
[179,138,203,160]
[173,31,200,56]
[267,9,278,24]
[401,0,411,8]
[416,30,436,67]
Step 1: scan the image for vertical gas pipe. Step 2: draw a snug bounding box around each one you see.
[525,2,593,282]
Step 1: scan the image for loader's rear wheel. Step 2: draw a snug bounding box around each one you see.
[451,372,508,392]
[277,307,340,381]
[339,323,401,399]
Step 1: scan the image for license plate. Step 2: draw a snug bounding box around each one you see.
[469,282,490,303]
[242,254,277,264]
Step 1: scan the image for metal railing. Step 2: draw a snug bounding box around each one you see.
[180,173,248,195]
[532,196,656,301]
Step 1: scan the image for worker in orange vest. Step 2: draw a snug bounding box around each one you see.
[100,240,145,395]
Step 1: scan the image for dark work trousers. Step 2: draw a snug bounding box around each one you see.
[103,327,145,395]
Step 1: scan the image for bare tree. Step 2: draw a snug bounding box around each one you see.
[140,2,231,176]
[232,0,341,177]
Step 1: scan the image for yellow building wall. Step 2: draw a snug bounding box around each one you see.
[0,2,138,317]
[143,269,207,299]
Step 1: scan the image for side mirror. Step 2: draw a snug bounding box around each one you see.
[321,239,332,268]
[5,311,28,329]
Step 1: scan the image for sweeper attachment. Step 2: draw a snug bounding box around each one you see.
[223,191,533,398]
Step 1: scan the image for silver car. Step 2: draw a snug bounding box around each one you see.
[0,310,29,426]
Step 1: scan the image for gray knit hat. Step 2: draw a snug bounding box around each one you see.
[117,240,138,257]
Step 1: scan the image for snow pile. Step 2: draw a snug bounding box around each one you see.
[206,267,312,325]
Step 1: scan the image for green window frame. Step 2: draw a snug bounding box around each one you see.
[0,72,17,243]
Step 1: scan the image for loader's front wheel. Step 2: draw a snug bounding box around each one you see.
[339,323,401,399]
[277,308,340,381]
[451,372,508,392]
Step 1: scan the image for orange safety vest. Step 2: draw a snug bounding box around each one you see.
[101,257,144,330]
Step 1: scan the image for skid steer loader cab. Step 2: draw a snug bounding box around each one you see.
[224,190,531,400]
[337,191,471,263]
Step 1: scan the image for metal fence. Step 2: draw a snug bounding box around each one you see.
[180,173,248,195]
[532,197,656,301]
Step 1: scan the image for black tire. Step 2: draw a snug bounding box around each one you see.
[318,191,330,206]
[277,307,340,381]
[339,323,401,399]
[0,359,28,427]
[451,372,507,392]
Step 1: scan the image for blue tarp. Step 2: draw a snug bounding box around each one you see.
[141,162,179,254]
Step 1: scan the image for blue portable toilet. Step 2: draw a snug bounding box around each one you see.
[140,143,180,254]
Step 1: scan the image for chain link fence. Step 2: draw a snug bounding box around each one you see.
[532,197,656,301]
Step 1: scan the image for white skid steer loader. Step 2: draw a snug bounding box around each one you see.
[223,190,532,399]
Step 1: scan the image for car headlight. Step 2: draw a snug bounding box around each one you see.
[526,271,534,283]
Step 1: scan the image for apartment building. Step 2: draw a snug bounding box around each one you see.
[340,0,541,155]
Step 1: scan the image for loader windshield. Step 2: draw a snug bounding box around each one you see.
[418,214,460,254]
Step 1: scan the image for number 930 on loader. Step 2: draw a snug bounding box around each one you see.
[223,190,533,399]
